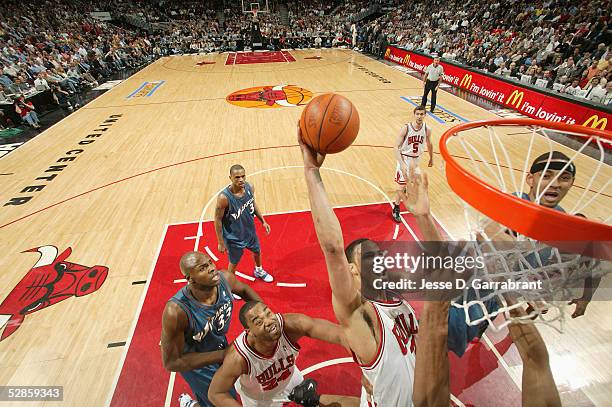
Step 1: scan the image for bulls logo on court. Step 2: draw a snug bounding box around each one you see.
[0,246,108,341]
[226,85,313,108]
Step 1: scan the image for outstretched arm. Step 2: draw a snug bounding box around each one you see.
[208,346,246,407]
[412,301,451,407]
[507,302,561,407]
[284,313,348,349]
[297,125,361,324]
[399,173,442,241]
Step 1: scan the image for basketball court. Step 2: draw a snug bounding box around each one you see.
[0,48,610,406]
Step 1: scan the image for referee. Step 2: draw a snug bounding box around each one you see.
[421,56,444,112]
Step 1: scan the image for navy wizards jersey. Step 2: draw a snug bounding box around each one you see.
[168,274,234,405]
[221,182,258,247]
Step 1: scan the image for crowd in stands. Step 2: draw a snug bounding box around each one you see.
[0,0,609,131]
[0,0,154,129]
[365,0,611,104]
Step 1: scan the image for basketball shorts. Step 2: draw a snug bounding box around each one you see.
[394,157,421,185]
[181,364,237,406]
[447,289,500,357]
[235,368,304,407]
[225,237,261,265]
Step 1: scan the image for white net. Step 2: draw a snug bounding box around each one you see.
[443,121,612,331]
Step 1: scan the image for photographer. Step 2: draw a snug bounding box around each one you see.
[14,94,40,129]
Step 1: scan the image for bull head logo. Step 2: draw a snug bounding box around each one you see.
[0,246,108,341]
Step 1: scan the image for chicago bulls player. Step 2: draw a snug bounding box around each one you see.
[208,301,360,406]
[392,105,433,223]
[298,127,419,406]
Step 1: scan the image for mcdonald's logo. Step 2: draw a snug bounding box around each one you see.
[459,74,472,88]
[384,48,391,59]
[506,90,524,109]
[403,54,410,66]
[582,115,608,130]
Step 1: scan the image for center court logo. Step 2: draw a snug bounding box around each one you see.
[506,90,524,109]
[459,74,472,88]
[226,85,313,108]
[582,115,607,130]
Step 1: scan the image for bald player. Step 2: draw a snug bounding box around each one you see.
[161,251,262,407]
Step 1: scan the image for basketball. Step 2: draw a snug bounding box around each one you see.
[299,93,360,154]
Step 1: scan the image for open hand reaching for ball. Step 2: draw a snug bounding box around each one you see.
[297,121,326,169]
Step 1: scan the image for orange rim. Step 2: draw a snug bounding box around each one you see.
[439,119,612,247]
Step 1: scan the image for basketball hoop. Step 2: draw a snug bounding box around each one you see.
[439,118,612,331]
[251,8,258,20]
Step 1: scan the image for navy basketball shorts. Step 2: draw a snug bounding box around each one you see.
[225,238,261,265]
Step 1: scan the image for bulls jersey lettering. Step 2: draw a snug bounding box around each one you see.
[233,314,304,403]
[256,354,295,390]
[392,313,417,355]
[400,123,427,157]
[354,300,418,407]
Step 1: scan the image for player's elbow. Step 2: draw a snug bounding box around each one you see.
[207,388,222,406]
[321,240,344,256]
[162,358,177,372]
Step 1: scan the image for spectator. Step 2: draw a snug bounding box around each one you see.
[585,77,606,103]
[34,73,50,91]
[604,82,612,105]
[14,95,40,129]
[562,78,582,96]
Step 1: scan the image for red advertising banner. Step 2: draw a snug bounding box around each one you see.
[384,46,612,135]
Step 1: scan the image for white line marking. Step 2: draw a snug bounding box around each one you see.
[451,394,466,407]
[204,246,218,261]
[301,357,354,376]
[236,271,256,281]
[481,333,518,386]
[281,51,290,63]
[105,224,170,407]
[163,371,176,407]
[393,224,399,240]
[173,279,187,284]
[167,201,389,226]
[276,282,307,287]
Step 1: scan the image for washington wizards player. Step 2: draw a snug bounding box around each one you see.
[208,301,360,406]
[161,251,261,407]
[214,164,274,283]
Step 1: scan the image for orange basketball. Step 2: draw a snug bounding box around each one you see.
[299,93,360,154]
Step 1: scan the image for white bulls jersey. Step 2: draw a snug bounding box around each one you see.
[233,314,303,406]
[399,122,427,159]
[354,300,418,407]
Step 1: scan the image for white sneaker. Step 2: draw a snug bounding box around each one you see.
[178,393,197,407]
[254,268,274,283]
